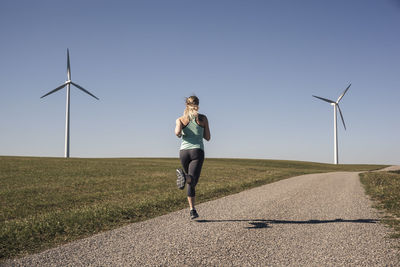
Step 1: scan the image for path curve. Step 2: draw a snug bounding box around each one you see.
[6,168,400,266]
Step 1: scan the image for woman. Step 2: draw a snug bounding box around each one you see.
[175,95,211,219]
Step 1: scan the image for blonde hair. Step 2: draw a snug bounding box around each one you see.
[184,95,199,120]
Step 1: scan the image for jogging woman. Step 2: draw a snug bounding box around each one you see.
[175,96,211,219]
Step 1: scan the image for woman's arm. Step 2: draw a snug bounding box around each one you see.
[175,118,183,138]
[202,115,211,141]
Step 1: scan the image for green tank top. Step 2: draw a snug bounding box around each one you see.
[180,117,204,151]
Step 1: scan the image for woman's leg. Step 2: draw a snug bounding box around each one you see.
[186,149,205,211]
[188,196,195,210]
[179,150,192,184]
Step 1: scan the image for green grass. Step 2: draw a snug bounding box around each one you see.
[360,170,400,239]
[0,156,385,260]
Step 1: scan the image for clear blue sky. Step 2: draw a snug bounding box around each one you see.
[0,0,399,164]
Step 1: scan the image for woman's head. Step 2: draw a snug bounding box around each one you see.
[184,95,199,119]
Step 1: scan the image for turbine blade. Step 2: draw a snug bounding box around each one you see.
[67,49,71,80]
[312,95,335,104]
[337,83,351,103]
[40,83,67,98]
[70,81,99,100]
[337,105,347,130]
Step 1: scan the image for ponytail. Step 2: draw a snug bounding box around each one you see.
[183,96,199,120]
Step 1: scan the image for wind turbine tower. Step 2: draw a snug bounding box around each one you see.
[41,49,99,158]
[313,84,351,164]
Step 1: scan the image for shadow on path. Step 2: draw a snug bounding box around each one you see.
[195,218,379,229]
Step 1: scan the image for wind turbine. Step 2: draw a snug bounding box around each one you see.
[313,84,351,165]
[41,49,99,158]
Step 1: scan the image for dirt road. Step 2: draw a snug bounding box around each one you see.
[6,169,400,266]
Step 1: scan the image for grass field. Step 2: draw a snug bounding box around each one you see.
[360,170,400,239]
[0,156,385,260]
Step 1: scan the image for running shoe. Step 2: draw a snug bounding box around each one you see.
[176,169,186,190]
[190,209,199,219]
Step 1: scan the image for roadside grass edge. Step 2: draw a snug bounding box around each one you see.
[360,170,400,240]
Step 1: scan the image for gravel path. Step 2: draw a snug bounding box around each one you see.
[6,169,400,266]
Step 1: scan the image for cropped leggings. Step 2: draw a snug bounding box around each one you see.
[179,148,205,197]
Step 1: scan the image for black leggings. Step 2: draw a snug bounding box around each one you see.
[179,148,205,197]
